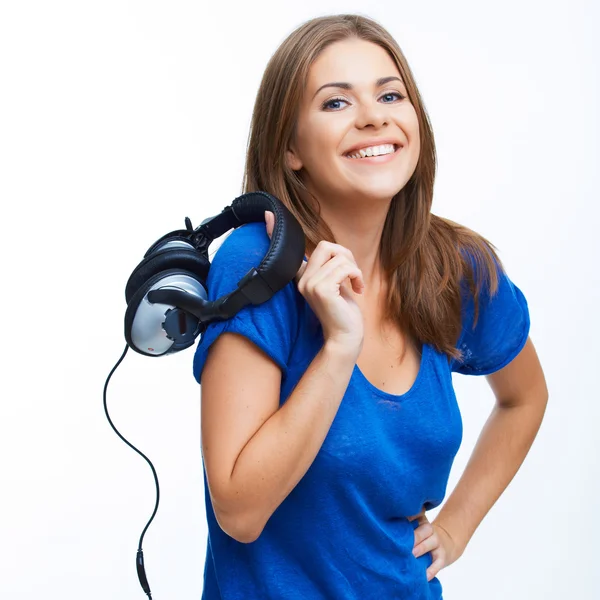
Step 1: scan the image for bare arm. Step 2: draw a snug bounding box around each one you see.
[433,337,549,554]
[201,334,358,543]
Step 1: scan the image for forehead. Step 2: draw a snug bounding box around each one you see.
[307,38,402,92]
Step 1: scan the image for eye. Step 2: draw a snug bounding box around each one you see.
[381,92,404,103]
[321,97,348,111]
[321,91,405,111]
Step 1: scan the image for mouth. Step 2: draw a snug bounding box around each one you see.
[343,144,402,161]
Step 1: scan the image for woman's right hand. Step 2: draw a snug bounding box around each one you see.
[265,210,365,354]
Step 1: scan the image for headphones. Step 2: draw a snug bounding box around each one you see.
[124,190,306,357]
[106,191,306,598]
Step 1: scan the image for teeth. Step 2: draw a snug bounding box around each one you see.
[346,143,396,159]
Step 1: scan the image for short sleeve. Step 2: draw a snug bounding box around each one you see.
[192,222,299,385]
[450,255,531,376]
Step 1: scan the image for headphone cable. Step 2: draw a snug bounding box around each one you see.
[103,343,159,599]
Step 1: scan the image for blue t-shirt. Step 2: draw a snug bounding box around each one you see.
[192,222,530,600]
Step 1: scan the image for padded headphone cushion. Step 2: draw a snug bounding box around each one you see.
[124,266,203,353]
[125,249,210,304]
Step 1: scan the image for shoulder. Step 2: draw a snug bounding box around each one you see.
[207,221,300,316]
[206,222,278,293]
[193,222,301,384]
[451,241,530,375]
[209,222,270,271]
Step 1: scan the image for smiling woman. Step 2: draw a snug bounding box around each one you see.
[193,12,547,600]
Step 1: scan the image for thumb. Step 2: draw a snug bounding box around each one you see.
[264,210,274,239]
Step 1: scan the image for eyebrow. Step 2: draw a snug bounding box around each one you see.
[312,76,405,100]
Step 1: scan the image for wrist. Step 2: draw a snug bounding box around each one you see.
[432,517,468,561]
[323,339,361,363]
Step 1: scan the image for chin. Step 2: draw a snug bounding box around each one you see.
[351,181,407,200]
[342,169,406,190]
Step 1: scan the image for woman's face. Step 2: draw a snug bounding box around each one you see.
[286,38,420,208]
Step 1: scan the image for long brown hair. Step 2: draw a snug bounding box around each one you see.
[241,13,503,364]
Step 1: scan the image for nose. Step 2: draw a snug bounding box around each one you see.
[354,98,389,129]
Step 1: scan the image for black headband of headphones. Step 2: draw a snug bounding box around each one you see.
[123,191,306,357]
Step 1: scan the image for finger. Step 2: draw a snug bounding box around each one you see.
[310,261,361,295]
[339,264,364,294]
[297,242,362,292]
[413,522,434,557]
[264,211,274,239]
[303,241,356,274]
[407,506,426,522]
[413,529,436,558]
[413,520,432,546]
[308,255,364,295]
[426,552,445,582]
[294,259,308,285]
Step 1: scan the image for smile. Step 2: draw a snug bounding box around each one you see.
[343,144,402,164]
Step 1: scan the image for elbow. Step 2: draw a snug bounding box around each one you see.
[234,527,262,545]
[214,506,264,544]
[208,476,266,543]
[221,517,263,544]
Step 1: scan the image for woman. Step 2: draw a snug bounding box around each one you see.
[193,13,548,600]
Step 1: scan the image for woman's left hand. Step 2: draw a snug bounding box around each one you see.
[411,512,464,582]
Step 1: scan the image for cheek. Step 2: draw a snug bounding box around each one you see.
[399,112,421,168]
[406,108,420,146]
[412,123,420,150]
[298,130,340,174]
[306,111,347,147]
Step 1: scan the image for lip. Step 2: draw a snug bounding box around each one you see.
[343,138,403,156]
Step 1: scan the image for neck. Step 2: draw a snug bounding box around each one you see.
[315,199,391,295]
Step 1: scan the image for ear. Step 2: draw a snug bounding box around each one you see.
[285,145,303,171]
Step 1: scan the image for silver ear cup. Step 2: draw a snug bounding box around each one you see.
[143,236,197,258]
[130,273,207,356]
[153,239,195,252]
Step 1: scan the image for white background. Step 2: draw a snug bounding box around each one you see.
[1,1,598,598]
